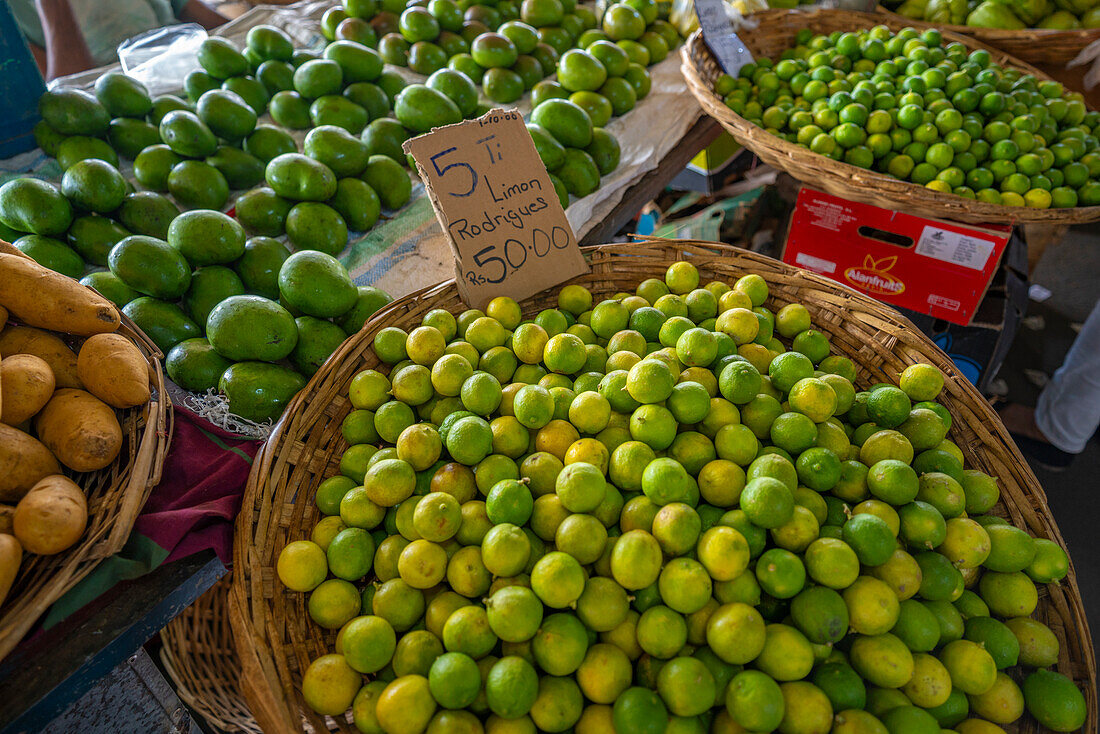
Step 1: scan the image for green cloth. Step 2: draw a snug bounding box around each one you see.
[9,0,191,67]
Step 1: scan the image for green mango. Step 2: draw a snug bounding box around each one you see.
[265,152,339,201]
[324,40,384,83]
[38,87,109,136]
[67,215,130,266]
[197,89,257,142]
[361,155,412,210]
[244,125,298,163]
[222,76,271,115]
[183,266,247,325]
[585,127,620,176]
[337,285,393,334]
[167,209,246,267]
[123,297,201,354]
[376,70,408,101]
[33,120,66,157]
[219,361,306,422]
[133,145,183,192]
[159,110,218,158]
[246,24,295,62]
[556,148,600,197]
[198,37,250,79]
[257,60,296,96]
[394,84,462,133]
[206,294,298,361]
[60,159,127,214]
[93,71,152,118]
[361,118,410,163]
[234,187,292,237]
[278,249,358,318]
[291,49,321,67]
[304,125,370,177]
[185,70,221,102]
[80,270,141,307]
[309,95,369,134]
[206,146,266,190]
[167,160,229,211]
[294,59,344,99]
[109,234,192,299]
[0,178,72,236]
[57,136,119,170]
[343,82,389,121]
[427,68,479,116]
[116,192,180,239]
[329,177,381,232]
[234,235,291,299]
[108,118,161,160]
[531,98,593,148]
[150,94,192,125]
[269,90,313,129]
[285,201,349,255]
[166,338,234,393]
[14,235,85,278]
[290,316,348,375]
[527,123,566,171]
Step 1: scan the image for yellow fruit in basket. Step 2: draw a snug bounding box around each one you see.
[376,675,437,734]
[276,539,327,592]
[301,653,361,716]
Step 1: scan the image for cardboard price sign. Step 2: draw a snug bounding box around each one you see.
[694,0,754,75]
[404,109,589,307]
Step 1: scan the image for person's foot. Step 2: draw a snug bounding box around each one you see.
[998,402,1075,471]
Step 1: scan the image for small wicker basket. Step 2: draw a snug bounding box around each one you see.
[228,238,1095,734]
[0,312,173,660]
[161,573,263,734]
[877,6,1100,67]
[680,9,1100,225]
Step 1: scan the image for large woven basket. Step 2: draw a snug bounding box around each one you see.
[0,311,172,660]
[681,9,1100,225]
[161,573,263,734]
[228,238,1095,734]
[877,6,1100,67]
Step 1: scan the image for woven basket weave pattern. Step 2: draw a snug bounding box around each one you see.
[680,9,1100,225]
[229,239,1096,734]
[0,313,172,660]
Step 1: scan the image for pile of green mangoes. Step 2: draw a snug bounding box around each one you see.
[889,0,1100,31]
[519,0,678,199]
[715,26,1100,208]
[275,260,1087,734]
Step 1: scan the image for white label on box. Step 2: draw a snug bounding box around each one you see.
[915,226,995,271]
[795,252,837,273]
[927,294,961,311]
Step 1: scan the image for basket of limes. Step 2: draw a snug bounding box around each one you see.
[228,237,1094,734]
[681,8,1100,224]
[876,3,1100,67]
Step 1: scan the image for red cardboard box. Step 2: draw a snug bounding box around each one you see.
[782,188,1012,327]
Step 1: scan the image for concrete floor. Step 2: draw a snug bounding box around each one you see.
[996,224,1100,663]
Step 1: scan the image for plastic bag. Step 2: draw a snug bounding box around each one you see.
[117,22,207,96]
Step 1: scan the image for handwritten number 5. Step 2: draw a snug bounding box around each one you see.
[473,246,506,283]
[431,147,477,197]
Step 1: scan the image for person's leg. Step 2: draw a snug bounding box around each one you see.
[1034,298,1100,454]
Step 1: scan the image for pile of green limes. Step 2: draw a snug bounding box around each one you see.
[276,260,1086,734]
[714,25,1100,208]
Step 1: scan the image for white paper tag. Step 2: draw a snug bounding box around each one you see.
[694,0,755,75]
[914,226,995,271]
